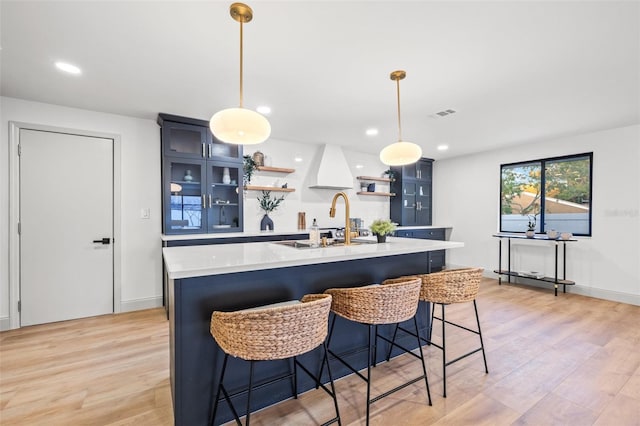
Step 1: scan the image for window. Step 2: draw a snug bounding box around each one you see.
[500,153,592,236]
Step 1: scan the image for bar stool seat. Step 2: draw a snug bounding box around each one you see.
[210,293,341,426]
[322,278,431,425]
[384,267,488,397]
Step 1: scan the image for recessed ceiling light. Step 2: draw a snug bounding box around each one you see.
[294,156,303,162]
[437,144,449,151]
[256,106,271,115]
[355,164,364,169]
[365,128,378,136]
[55,61,82,75]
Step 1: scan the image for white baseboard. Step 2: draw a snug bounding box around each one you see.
[486,271,639,306]
[0,297,164,330]
[569,285,640,306]
[120,296,163,312]
[0,316,10,331]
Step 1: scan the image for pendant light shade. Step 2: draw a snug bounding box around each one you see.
[379,140,423,166]
[210,3,270,145]
[380,70,422,166]
[210,107,271,145]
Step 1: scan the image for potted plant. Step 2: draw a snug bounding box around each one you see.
[257,190,285,230]
[526,214,536,238]
[243,155,258,187]
[370,219,397,243]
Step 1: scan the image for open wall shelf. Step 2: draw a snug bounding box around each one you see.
[356,176,392,183]
[244,185,295,193]
[256,166,295,174]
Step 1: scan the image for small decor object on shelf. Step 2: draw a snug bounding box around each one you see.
[183,169,193,182]
[222,167,231,184]
[370,219,397,243]
[257,190,285,230]
[526,214,536,238]
[383,169,396,182]
[547,229,558,239]
[561,232,573,240]
[252,150,264,166]
[367,183,376,192]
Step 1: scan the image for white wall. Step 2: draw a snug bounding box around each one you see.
[0,97,164,328]
[0,97,393,329]
[242,141,391,232]
[434,124,640,305]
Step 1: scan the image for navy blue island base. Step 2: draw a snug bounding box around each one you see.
[169,252,434,426]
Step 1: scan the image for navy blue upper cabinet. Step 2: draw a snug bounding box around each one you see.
[390,158,433,226]
[158,113,242,162]
[159,114,243,234]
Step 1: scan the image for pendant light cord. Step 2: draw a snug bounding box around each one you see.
[396,78,402,142]
[239,20,244,108]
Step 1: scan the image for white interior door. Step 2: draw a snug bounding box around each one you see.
[20,129,114,326]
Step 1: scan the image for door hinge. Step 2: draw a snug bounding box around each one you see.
[18,222,21,235]
[18,300,21,312]
[18,143,21,156]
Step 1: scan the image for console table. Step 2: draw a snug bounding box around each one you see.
[493,233,577,296]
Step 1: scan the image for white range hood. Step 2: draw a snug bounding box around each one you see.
[308,144,354,189]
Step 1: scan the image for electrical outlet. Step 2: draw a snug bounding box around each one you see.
[141,208,150,219]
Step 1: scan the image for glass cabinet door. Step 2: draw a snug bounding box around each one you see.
[165,159,206,233]
[162,121,209,159]
[206,162,243,232]
[416,182,432,225]
[209,135,241,161]
[415,159,432,182]
[402,182,418,225]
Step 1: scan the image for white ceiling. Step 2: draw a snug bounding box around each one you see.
[1,1,638,160]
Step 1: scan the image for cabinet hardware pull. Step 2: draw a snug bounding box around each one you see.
[208,194,212,208]
[201,194,206,208]
[92,237,111,245]
[202,143,206,158]
[208,144,212,158]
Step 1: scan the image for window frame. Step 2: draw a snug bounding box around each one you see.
[499,152,593,236]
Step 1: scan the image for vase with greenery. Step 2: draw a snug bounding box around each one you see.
[257,191,284,230]
[525,214,536,238]
[370,219,397,243]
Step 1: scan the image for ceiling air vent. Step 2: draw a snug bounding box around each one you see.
[429,109,457,119]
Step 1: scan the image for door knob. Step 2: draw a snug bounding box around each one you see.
[92,238,111,245]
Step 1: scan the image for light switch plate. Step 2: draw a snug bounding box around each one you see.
[141,208,150,219]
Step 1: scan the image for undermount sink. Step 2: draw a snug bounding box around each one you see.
[273,238,377,249]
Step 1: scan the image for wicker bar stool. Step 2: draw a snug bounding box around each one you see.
[383,267,488,397]
[322,278,431,425]
[210,293,341,426]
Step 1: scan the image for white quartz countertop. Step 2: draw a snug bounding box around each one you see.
[163,237,464,279]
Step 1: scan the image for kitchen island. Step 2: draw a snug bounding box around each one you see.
[163,237,463,425]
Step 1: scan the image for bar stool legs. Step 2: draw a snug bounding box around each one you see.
[430,300,489,398]
[325,316,432,426]
[211,343,341,426]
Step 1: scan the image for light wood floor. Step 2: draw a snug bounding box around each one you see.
[1,278,639,425]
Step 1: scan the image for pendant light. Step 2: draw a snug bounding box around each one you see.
[210,3,271,145]
[379,70,422,166]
